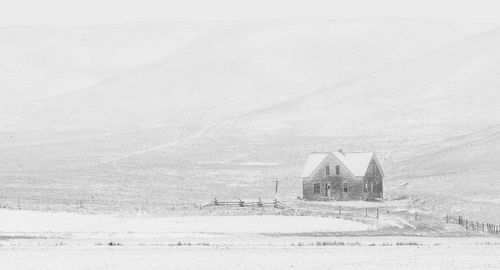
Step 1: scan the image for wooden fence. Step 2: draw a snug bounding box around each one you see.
[446,215,500,235]
[202,198,293,210]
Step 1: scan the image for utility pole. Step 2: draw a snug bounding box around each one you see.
[273,180,280,194]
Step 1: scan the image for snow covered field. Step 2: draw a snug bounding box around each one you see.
[0,209,370,237]
[1,11,500,269]
[3,244,500,270]
[1,209,500,269]
[2,233,500,270]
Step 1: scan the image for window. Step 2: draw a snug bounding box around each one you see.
[325,165,330,176]
[343,183,348,193]
[313,183,321,194]
[335,165,340,175]
[367,164,375,175]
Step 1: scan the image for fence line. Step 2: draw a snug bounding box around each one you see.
[0,195,199,213]
[202,198,293,210]
[6,195,497,235]
[446,215,500,235]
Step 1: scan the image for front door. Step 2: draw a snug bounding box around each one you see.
[326,184,331,197]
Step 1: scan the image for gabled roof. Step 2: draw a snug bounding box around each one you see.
[301,151,384,178]
[333,152,374,177]
[300,153,329,178]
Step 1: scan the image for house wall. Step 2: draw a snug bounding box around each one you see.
[302,155,364,201]
[303,176,364,201]
[302,155,383,201]
[362,159,383,200]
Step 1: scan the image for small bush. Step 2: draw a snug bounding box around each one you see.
[170,242,211,247]
[396,242,419,246]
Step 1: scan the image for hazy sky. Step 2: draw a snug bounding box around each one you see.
[1,0,500,26]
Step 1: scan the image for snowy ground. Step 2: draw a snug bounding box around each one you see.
[1,209,500,269]
[3,235,500,270]
[0,209,370,237]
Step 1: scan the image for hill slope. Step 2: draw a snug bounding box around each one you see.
[0,20,499,217]
[208,26,500,139]
[0,20,493,133]
[393,125,500,201]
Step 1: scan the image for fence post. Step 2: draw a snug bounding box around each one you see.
[365,208,368,217]
[338,206,341,215]
[214,198,218,206]
[415,212,417,221]
[376,208,379,219]
[446,214,448,223]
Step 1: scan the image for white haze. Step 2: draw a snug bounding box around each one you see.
[1,0,500,26]
[1,7,500,223]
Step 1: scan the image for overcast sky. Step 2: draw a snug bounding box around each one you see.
[1,0,500,26]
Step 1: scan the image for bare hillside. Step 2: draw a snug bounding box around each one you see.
[208,26,500,139]
[0,20,499,216]
[0,20,493,132]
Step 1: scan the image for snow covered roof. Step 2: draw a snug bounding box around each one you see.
[300,153,329,178]
[301,151,383,178]
[332,152,374,177]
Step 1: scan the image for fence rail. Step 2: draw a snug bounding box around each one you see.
[446,215,500,235]
[202,198,293,210]
[0,196,198,213]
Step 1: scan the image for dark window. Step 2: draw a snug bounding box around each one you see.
[343,183,348,193]
[368,165,375,175]
[313,183,321,194]
[335,165,340,175]
[325,166,330,176]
